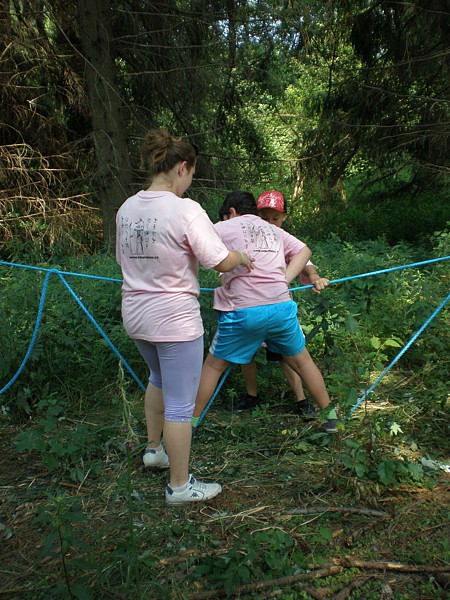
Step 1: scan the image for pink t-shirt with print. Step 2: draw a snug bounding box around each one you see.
[116,190,229,342]
[213,214,307,311]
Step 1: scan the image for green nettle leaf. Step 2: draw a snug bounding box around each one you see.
[354,279,366,290]
[70,578,92,600]
[39,529,58,559]
[237,564,251,582]
[342,456,354,469]
[345,315,359,334]
[378,460,396,485]
[319,527,333,542]
[346,388,359,404]
[43,455,60,471]
[224,575,234,597]
[345,438,360,449]
[294,441,312,453]
[16,430,46,453]
[355,462,368,478]
[384,338,402,347]
[370,336,381,349]
[407,462,424,481]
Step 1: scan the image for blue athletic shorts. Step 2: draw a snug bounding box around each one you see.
[209,300,305,364]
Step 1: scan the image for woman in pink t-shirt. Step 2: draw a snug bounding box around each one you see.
[116,129,253,505]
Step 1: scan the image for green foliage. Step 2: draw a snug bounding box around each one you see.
[340,436,427,487]
[15,394,109,482]
[298,171,450,244]
[2,0,449,257]
[0,255,143,419]
[194,528,307,597]
[1,232,449,598]
[34,494,94,599]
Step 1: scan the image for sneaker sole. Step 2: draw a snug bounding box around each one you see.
[143,452,170,469]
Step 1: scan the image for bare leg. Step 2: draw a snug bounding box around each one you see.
[283,348,330,410]
[241,358,258,396]
[163,421,192,488]
[193,353,230,418]
[144,382,165,448]
[280,361,306,402]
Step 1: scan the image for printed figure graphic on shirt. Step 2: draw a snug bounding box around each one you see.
[252,223,274,251]
[119,216,160,258]
[133,219,145,255]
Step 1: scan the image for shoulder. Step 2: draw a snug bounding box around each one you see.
[181,196,208,216]
[280,229,307,251]
[118,191,141,207]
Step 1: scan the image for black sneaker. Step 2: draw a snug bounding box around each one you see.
[293,400,317,419]
[230,393,262,411]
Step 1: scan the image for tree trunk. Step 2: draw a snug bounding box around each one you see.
[77,0,132,248]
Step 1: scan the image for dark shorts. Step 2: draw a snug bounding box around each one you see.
[266,348,282,362]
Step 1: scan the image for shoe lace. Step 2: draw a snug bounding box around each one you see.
[189,477,210,493]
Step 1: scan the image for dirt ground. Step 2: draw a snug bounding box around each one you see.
[1,408,449,599]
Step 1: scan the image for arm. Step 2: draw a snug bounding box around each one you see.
[285,246,312,284]
[214,250,254,273]
[302,264,330,294]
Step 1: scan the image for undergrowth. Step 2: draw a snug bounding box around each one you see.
[0,232,449,598]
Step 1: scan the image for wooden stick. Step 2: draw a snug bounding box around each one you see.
[334,557,450,573]
[286,506,390,518]
[189,566,343,599]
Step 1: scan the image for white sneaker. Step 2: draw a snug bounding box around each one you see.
[143,447,170,469]
[165,474,222,505]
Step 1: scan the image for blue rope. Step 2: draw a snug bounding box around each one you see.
[0,270,53,395]
[0,269,146,395]
[195,255,450,426]
[289,255,450,292]
[1,255,449,291]
[348,291,450,417]
[1,255,448,409]
[196,365,233,427]
[0,260,122,283]
[56,273,146,392]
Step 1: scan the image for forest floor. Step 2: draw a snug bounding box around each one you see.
[1,392,449,600]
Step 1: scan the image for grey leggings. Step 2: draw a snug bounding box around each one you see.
[134,336,204,422]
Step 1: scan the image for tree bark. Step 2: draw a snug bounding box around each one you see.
[77,0,132,248]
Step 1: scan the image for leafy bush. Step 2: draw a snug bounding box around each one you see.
[1,233,448,492]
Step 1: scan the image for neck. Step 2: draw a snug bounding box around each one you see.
[147,170,183,196]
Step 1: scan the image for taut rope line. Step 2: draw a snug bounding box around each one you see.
[0,256,448,423]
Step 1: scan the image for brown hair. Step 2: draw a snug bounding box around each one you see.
[140,128,197,181]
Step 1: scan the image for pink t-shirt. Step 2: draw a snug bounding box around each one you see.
[213,214,307,311]
[116,190,229,342]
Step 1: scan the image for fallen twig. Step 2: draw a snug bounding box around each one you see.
[334,557,450,573]
[286,506,390,518]
[59,482,92,493]
[189,565,343,599]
